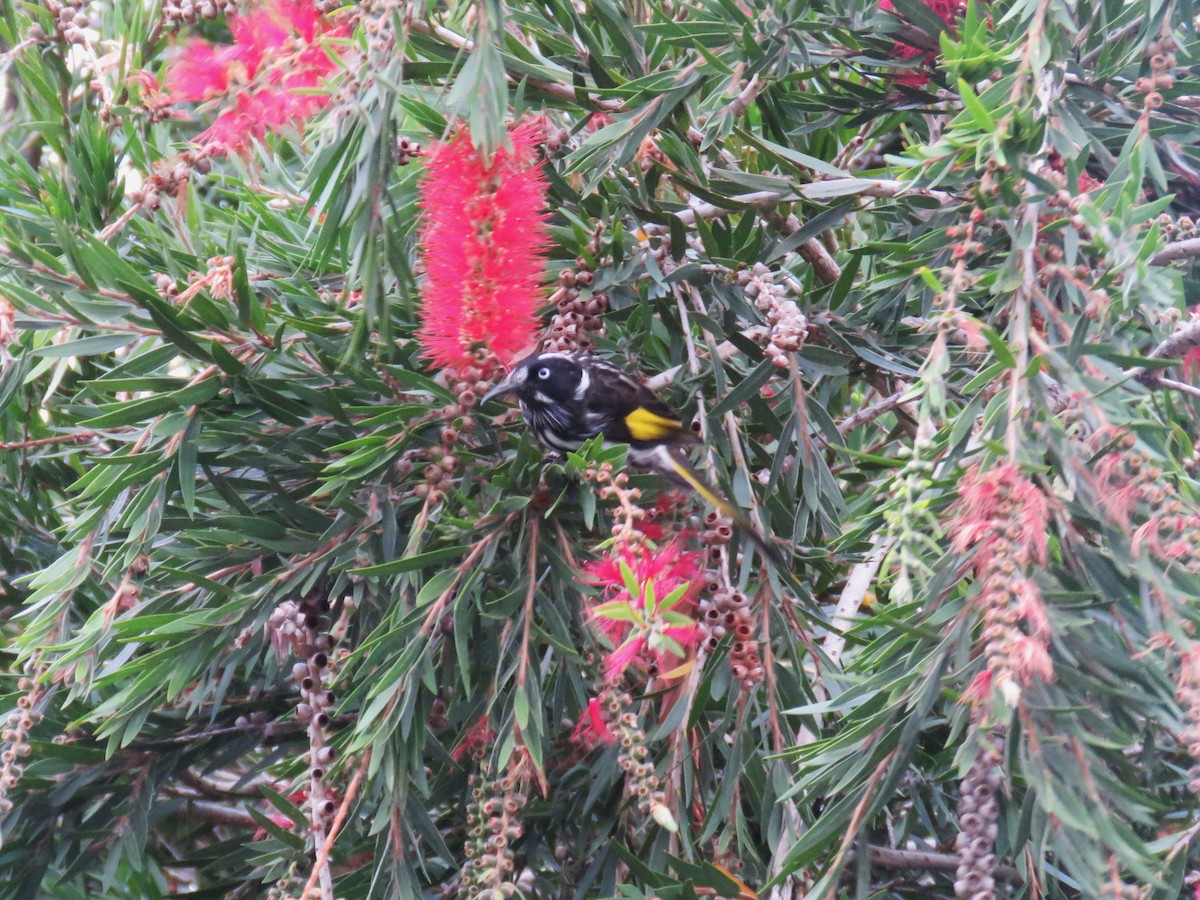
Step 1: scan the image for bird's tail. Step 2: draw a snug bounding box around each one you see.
[636,444,784,565]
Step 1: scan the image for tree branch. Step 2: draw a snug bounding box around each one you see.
[847,845,1023,885]
[1149,237,1200,266]
[175,796,260,829]
[891,22,940,54]
[822,536,891,668]
[836,387,912,434]
[1128,319,1200,388]
[0,432,98,451]
[1077,18,1146,68]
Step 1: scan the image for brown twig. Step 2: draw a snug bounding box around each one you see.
[1128,319,1200,388]
[846,845,1023,885]
[177,797,261,829]
[0,246,135,303]
[418,525,509,638]
[0,432,98,451]
[836,387,913,435]
[1078,17,1148,68]
[891,22,941,54]
[298,750,371,900]
[723,73,763,119]
[180,767,271,798]
[1149,237,1200,265]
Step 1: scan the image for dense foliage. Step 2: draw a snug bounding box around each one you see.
[2,0,1200,897]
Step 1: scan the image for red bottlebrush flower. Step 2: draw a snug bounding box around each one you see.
[166,0,345,156]
[1077,170,1104,192]
[251,787,307,840]
[878,0,963,87]
[570,698,617,751]
[451,716,496,762]
[582,538,703,681]
[1183,344,1200,380]
[415,121,549,375]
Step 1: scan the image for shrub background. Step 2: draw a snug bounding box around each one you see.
[2,0,1200,897]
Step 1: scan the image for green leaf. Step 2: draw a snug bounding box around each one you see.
[350,547,466,576]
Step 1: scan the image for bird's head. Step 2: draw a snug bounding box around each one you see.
[481,353,587,408]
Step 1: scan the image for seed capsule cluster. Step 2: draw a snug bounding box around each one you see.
[696,581,762,689]
[954,733,1003,900]
[1158,213,1200,243]
[41,0,90,44]
[699,509,733,557]
[584,462,646,550]
[161,0,234,25]
[0,674,44,817]
[740,263,807,368]
[131,151,214,212]
[279,595,340,836]
[606,689,675,831]
[1176,650,1200,795]
[543,229,610,353]
[396,136,423,166]
[461,762,526,898]
[396,356,498,506]
[1134,36,1179,109]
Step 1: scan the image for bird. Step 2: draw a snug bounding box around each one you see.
[481,351,782,563]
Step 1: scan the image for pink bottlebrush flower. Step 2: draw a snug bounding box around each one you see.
[603,636,648,682]
[415,121,549,375]
[952,462,1056,709]
[951,462,1049,567]
[199,95,268,156]
[583,538,704,681]
[228,3,295,73]
[961,669,993,710]
[1008,635,1054,685]
[584,539,702,612]
[1010,577,1051,642]
[570,698,617,751]
[166,0,345,156]
[167,42,239,102]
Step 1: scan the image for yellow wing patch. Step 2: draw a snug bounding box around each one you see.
[624,406,683,442]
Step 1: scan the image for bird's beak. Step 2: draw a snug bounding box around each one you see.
[481,371,518,406]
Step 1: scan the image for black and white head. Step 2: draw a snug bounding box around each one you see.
[481,352,592,410]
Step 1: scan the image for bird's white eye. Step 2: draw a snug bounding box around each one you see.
[537,366,551,380]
